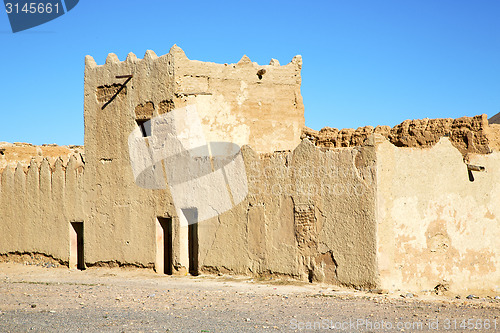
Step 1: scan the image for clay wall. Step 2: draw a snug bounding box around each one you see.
[376,136,500,294]
[171,46,304,152]
[0,155,85,263]
[83,49,177,268]
[1,46,498,294]
[196,141,378,287]
[82,45,305,268]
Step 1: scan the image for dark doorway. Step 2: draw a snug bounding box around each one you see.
[158,217,173,275]
[182,208,199,276]
[188,223,199,276]
[70,222,85,270]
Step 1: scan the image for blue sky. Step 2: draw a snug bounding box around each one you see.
[1,0,499,145]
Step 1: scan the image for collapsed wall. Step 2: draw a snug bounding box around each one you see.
[487,123,500,151]
[303,114,495,159]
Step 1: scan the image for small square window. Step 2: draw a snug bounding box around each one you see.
[136,119,151,137]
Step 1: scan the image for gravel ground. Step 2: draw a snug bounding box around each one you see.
[0,263,499,332]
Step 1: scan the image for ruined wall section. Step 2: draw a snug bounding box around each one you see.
[376,137,500,294]
[486,123,500,152]
[303,114,497,158]
[197,140,379,288]
[0,155,85,262]
[170,46,305,153]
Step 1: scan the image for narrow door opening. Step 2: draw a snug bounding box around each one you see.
[182,208,199,276]
[70,222,85,270]
[156,217,173,275]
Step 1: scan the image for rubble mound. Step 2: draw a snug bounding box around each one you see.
[302,114,495,157]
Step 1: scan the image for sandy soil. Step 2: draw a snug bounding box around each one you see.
[0,263,499,332]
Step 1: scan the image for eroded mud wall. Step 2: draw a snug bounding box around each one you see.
[197,140,379,288]
[376,137,500,294]
[83,45,305,269]
[303,114,493,158]
[0,155,85,263]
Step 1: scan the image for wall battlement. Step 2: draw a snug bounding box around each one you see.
[0,154,85,262]
[85,46,302,71]
[0,142,83,173]
[84,45,305,154]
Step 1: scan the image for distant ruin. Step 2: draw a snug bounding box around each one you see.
[0,46,499,295]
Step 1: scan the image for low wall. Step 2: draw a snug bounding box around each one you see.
[376,137,500,294]
[1,131,498,294]
[0,155,85,263]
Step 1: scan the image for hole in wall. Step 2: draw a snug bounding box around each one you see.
[136,119,151,137]
[257,69,266,80]
[159,100,175,114]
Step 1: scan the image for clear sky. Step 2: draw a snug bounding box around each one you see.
[1,0,499,145]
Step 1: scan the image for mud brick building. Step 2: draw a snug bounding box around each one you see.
[1,45,499,295]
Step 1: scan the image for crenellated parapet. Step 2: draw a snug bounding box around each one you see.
[0,142,83,173]
[84,45,305,154]
[0,153,85,261]
[1,45,500,293]
[0,153,84,209]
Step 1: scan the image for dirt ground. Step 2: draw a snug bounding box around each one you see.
[0,262,499,332]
